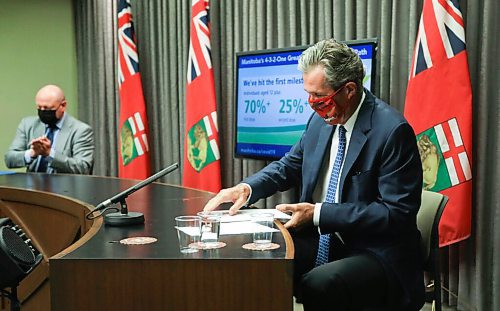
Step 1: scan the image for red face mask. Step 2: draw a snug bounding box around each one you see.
[308,85,346,123]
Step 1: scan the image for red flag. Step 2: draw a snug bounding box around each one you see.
[183,0,221,193]
[404,0,472,246]
[117,0,151,180]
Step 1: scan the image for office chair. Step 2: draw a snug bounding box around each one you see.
[417,190,448,311]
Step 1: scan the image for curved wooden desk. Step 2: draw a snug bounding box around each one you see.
[0,173,294,311]
[0,184,102,311]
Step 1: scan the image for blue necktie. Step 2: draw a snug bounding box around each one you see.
[37,126,56,172]
[315,125,347,266]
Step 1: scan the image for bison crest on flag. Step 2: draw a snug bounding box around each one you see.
[120,112,149,166]
[187,112,220,172]
[416,117,471,192]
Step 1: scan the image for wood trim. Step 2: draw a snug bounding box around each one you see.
[275,220,295,259]
[51,216,102,259]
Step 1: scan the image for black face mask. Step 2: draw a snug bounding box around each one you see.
[38,109,59,127]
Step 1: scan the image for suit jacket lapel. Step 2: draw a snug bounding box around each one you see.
[338,94,374,199]
[54,115,72,152]
[34,121,45,138]
[303,121,334,200]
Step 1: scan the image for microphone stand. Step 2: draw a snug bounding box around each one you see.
[104,197,143,226]
[86,163,179,226]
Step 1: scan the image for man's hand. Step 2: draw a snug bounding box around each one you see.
[30,136,52,157]
[31,137,52,157]
[203,184,251,215]
[276,202,315,229]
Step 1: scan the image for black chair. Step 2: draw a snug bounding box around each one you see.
[417,190,449,311]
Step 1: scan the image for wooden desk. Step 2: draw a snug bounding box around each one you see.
[0,173,294,311]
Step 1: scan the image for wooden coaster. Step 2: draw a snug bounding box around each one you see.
[120,237,157,245]
[242,242,280,251]
[189,241,227,250]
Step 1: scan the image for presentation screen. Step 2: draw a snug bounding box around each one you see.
[234,39,377,160]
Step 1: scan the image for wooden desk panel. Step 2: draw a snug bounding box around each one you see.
[51,259,292,310]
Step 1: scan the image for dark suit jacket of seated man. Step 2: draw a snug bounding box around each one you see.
[4,84,94,174]
[204,39,424,311]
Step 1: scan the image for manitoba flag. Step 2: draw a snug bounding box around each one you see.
[117,0,151,179]
[183,0,221,193]
[404,0,472,246]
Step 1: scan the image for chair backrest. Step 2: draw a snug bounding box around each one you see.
[417,190,448,266]
[417,190,448,311]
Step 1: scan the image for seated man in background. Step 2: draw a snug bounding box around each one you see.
[4,84,94,174]
[204,39,424,310]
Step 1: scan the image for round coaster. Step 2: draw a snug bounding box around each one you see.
[242,242,280,251]
[189,241,227,250]
[120,236,157,245]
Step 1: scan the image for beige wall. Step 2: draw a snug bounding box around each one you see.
[0,0,78,171]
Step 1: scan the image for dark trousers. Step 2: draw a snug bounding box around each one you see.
[293,230,401,311]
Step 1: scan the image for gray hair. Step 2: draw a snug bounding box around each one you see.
[298,39,365,94]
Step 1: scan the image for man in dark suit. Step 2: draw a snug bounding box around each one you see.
[204,39,424,310]
[4,84,94,174]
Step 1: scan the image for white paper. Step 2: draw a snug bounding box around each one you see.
[220,221,279,235]
[216,209,292,223]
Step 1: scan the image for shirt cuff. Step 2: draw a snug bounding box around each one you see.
[239,183,252,206]
[24,150,34,164]
[313,203,322,226]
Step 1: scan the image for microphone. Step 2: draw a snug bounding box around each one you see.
[87,163,179,226]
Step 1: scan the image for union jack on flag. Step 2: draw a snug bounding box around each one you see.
[118,0,139,87]
[405,0,472,246]
[411,0,466,78]
[187,0,212,84]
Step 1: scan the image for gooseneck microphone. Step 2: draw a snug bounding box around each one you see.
[86,163,179,226]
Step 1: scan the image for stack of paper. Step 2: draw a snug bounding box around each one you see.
[216,209,290,235]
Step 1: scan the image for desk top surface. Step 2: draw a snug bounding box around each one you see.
[0,173,291,260]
